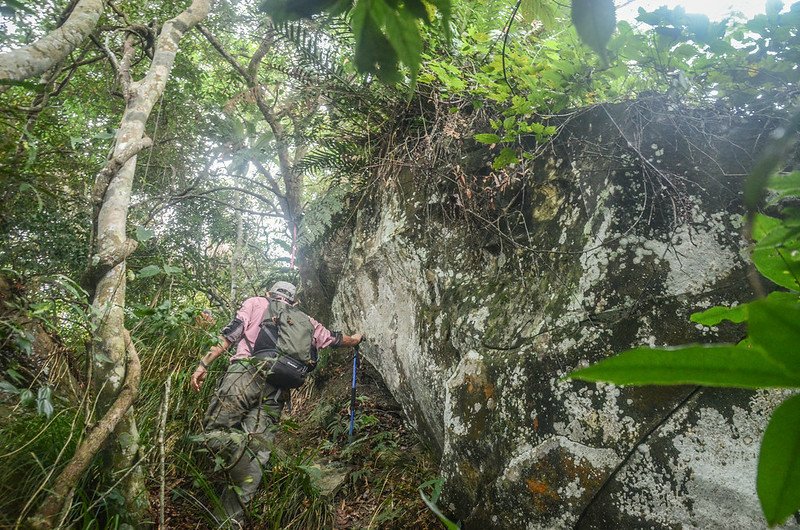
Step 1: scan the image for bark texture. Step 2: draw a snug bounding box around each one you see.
[0,0,103,83]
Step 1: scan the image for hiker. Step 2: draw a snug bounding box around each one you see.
[190,281,363,526]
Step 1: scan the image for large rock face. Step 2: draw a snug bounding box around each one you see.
[307,100,799,529]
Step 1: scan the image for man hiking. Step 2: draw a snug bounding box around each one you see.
[191,280,363,527]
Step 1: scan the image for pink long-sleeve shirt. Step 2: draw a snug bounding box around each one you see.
[224,296,338,362]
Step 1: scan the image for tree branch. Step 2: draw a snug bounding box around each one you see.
[197,26,299,224]
[91,136,153,209]
[196,24,249,80]
[0,0,104,82]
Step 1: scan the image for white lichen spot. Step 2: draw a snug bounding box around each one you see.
[614,389,795,529]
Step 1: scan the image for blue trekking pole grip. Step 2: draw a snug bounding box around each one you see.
[348,344,359,443]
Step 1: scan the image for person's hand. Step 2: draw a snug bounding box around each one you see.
[191,365,207,392]
[340,333,364,347]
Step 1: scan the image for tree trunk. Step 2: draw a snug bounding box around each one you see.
[30,1,214,526]
[0,0,103,83]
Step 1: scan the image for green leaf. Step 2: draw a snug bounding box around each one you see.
[691,304,748,325]
[757,393,800,526]
[162,265,182,275]
[473,133,501,144]
[519,0,556,26]
[135,225,155,243]
[19,389,34,406]
[93,130,116,140]
[691,292,799,326]
[15,332,33,355]
[375,1,424,82]
[492,147,518,170]
[767,171,800,200]
[568,345,800,388]
[0,381,19,394]
[137,265,161,278]
[424,0,452,40]
[420,489,460,529]
[36,386,53,418]
[352,0,401,83]
[748,298,800,375]
[298,464,323,482]
[6,368,24,384]
[753,214,782,241]
[753,224,800,290]
[571,0,616,66]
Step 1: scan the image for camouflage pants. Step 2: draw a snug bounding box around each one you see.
[202,361,286,525]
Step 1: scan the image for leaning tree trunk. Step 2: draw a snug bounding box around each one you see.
[0,0,103,83]
[29,1,213,527]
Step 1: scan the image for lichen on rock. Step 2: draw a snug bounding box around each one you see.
[307,99,797,529]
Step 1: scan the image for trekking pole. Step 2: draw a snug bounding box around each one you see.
[348,344,359,443]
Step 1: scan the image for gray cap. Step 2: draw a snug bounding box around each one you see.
[269,281,296,303]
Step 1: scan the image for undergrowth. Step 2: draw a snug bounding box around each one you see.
[0,408,81,527]
[0,298,441,529]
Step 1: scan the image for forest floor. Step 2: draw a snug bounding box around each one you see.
[150,350,442,529]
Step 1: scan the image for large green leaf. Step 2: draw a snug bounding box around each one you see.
[135,225,155,243]
[137,265,162,279]
[753,223,800,290]
[520,0,556,26]
[753,214,782,241]
[569,345,800,388]
[757,394,800,526]
[351,0,401,83]
[571,0,616,66]
[492,147,519,170]
[473,133,501,145]
[691,304,749,326]
[748,298,800,375]
[373,0,423,82]
[691,291,800,326]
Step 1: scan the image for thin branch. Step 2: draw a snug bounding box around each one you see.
[196,24,249,80]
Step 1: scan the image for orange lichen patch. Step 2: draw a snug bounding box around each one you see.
[526,477,561,513]
[465,374,485,394]
[483,384,495,399]
[527,479,550,495]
